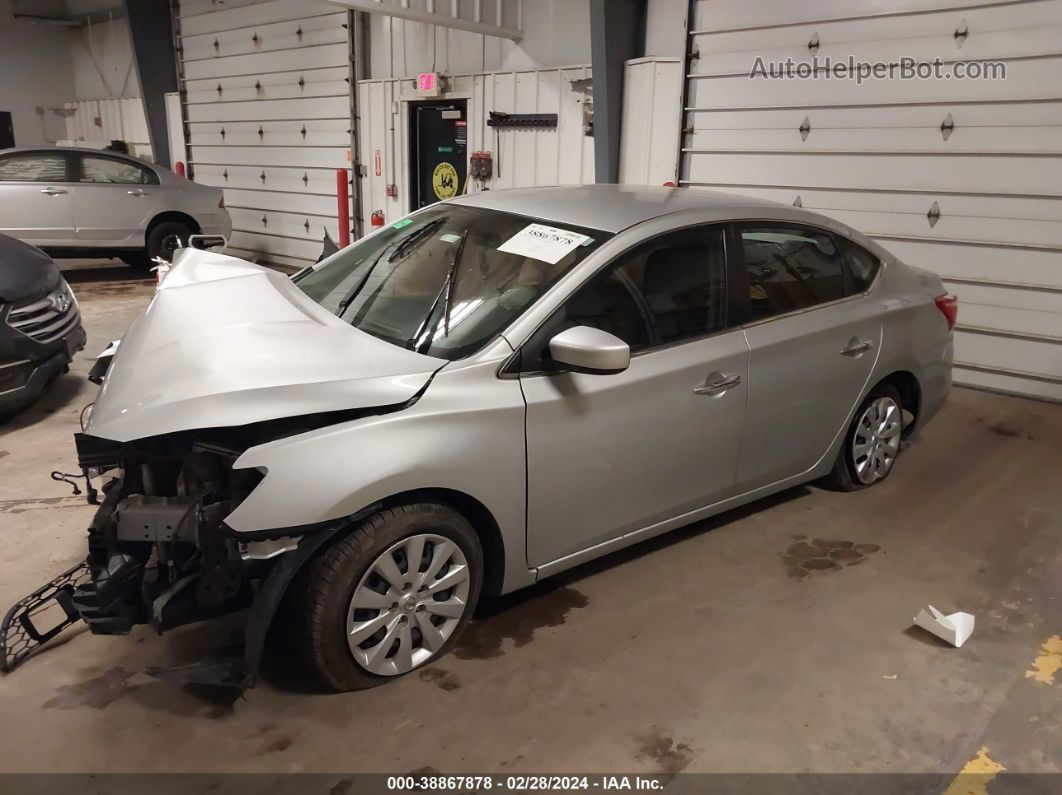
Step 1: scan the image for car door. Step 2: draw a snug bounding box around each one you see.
[519,224,749,568]
[0,150,77,246]
[733,223,883,491]
[72,153,159,246]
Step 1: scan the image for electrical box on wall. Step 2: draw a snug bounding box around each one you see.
[470,151,493,179]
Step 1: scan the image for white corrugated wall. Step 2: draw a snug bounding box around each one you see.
[358,65,595,228]
[176,0,353,269]
[680,0,1062,401]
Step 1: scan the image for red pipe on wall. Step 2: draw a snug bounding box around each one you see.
[336,168,351,248]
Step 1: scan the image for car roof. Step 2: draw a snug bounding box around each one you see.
[449,184,795,233]
[0,145,158,170]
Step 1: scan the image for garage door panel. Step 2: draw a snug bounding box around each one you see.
[694,27,1062,77]
[188,119,351,148]
[683,152,1062,196]
[229,207,340,241]
[190,145,349,169]
[687,56,1062,109]
[181,13,346,61]
[180,0,337,36]
[690,102,1062,132]
[186,70,350,104]
[222,188,337,217]
[957,299,1062,338]
[954,330,1061,380]
[186,96,349,123]
[694,2,1062,56]
[880,238,1062,288]
[184,42,348,80]
[193,164,340,194]
[951,365,1062,401]
[688,125,1062,154]
[228,230,324,262]
[692,0,1036,32]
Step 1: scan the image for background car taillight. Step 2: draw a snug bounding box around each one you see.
[935,293,958,330]
[218,196,225,209]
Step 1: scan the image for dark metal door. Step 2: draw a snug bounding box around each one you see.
[410,101,467,210]
[0,112,13,149]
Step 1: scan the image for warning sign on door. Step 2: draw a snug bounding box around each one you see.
[432,162,459,200]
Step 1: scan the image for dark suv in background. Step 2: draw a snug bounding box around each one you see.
[0,233,86,417]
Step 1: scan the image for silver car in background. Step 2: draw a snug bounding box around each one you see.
[0,146,231,267]
[2,186,954,691]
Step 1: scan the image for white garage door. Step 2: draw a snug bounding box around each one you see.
[682,0,1062,401]
[177,0,352,269]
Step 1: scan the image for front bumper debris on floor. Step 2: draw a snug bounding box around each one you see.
[0,560,91,673]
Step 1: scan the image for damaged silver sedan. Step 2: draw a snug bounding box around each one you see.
[1,186,954,691]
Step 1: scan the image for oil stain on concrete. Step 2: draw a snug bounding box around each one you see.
[42,667,139,710]
[419,667,461,691]
[455,586,589,660]
[635,728,692,775]
[783,536,882,579]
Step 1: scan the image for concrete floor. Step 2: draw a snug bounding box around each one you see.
[0,261,1059,776]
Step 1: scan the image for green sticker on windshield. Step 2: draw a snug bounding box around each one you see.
[392,219,413,229]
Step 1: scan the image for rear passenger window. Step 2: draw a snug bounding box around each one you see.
[837,236,881,293]
[740,226,845,320]
[564,226,728,353]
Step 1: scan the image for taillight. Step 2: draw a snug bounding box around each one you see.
[935,293,958,330]
[218,196,225,209]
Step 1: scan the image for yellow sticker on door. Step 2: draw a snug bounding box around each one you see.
[432,162,459,199]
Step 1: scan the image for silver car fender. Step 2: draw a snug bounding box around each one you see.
[226,347,535,594]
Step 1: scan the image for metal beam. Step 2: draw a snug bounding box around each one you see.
[590,0,645,183]
[327,0,522,40]
[124,0,178,167]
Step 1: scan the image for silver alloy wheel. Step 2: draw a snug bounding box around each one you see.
[346,533,471,676]
[852,396,902,485]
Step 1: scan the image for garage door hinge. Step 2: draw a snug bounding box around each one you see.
[216,83,223,96]
[296,25,303,40]
[793,195,803,207]
[259,171,266,184]
[255,80,263,93]
[219,126,225,140]
[954,22,968,48]
[258,126,264,139]
[222,169,228,181]
[927,202,941,227]
[300,125,307,139]
[940,114,954,140]
[252,32,260,47]
[261,215,268,227]
[298,76,306,90]
[302,172,309,186]
[213,37,219,53]
[799,117,811,141]
[808,33,820,54]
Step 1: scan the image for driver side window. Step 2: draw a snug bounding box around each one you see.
[563,225,728,353]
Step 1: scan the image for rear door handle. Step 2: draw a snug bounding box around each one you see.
[841,338,873,357]
[40,187,67,196]
[127,189,147,197]
[693,372,741,396]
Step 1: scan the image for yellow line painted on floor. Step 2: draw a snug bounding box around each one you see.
[943,747,1005,795]
[1024,635,1062,685]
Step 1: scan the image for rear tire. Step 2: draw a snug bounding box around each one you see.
[146,220,195,264]
[821,383,904,492]
[290,502,483,692]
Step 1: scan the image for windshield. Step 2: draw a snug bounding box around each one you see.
[295,205,611,360]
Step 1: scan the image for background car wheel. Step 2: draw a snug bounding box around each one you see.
[146,221,195,264]
[290,502,483,692]
[821,383,905,492]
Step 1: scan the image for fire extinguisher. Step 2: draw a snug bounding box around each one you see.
[371,210,385,228]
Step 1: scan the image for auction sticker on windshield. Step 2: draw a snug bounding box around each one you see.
[498,223,592,264]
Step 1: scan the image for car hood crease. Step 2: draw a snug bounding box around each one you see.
[86,249,446,442]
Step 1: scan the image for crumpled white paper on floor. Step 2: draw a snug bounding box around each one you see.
[913,605,975,647]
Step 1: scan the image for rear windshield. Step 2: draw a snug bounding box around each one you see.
[295,205,611,360]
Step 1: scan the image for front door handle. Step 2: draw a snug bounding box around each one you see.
[127,189,148,197]
[693,371,741,396]
[841,338,873,357]
[40,187,67,196]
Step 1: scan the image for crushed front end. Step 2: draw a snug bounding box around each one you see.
[1,422,345,686]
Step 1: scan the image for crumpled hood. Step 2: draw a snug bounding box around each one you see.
[87,249,445,442]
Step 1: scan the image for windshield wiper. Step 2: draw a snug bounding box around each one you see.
[408,230,468,354]
[334,218,446,318]
[388,217,446,263]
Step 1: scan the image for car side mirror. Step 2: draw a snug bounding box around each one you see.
[548,326,630,375]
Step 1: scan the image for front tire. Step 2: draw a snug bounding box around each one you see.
[146,220,195,264]
[291,502,483,692]
[821,384,904,492]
